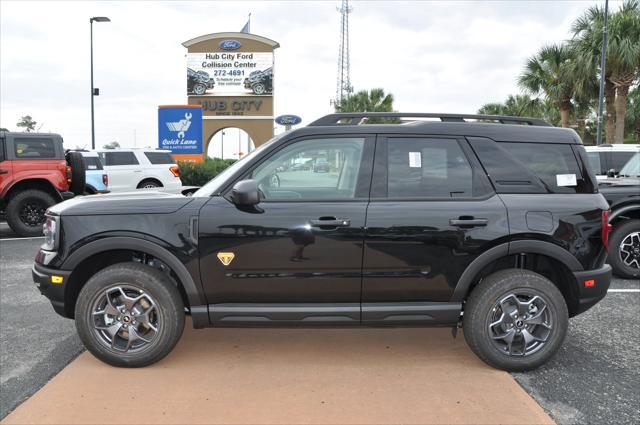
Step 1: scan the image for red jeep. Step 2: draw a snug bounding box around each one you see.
[0,131,85,236]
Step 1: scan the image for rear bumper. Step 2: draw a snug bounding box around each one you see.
[32,262,71,318]
[573,264,612,316]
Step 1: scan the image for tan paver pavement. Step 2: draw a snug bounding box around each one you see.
[3,322,554,424]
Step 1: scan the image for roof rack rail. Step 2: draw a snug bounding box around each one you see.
[308,113,551,127]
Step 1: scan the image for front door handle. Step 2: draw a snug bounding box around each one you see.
[309,217,351,228]
[449,218,488,227]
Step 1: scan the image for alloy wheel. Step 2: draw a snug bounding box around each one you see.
[19,201,46,227]
[90,285,160,353]
[619,231,640,270]
[487,292,553,356]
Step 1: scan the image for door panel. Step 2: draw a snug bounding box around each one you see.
[198,198,367,304]
[363,196,508,302]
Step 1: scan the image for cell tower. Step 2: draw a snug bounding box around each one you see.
[335,0,353,106]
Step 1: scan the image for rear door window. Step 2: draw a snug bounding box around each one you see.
[14,138,56,159]
[83,156,103,170]
[586,151,605,175]
[101,152,139,166]
[144,152,175,164]
[387,138,475,198]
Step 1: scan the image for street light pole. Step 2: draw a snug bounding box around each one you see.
[596,0,609,146]
[90,16,110,150]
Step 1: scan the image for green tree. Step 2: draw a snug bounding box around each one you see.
[335,88,398,123]
[16,115,37,132]
[478,94,544,117]
[625,84,640,142]
[0,128,8,132]
[518,44,586,128]
[572,0,640,143]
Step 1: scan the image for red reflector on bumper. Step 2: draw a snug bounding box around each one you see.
[584,279,595,288]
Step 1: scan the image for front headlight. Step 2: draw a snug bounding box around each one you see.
[41,215,59,251]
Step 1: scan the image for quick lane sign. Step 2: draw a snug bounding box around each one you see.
[158,106,203,153]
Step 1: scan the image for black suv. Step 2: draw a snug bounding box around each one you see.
[33,113,612,371]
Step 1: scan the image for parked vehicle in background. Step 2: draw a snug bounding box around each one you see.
[313,159,330,173]
[0,131,85,236]
[96,149,182,193]
[78,151,109,194]
[585,144,639,180]
[34,113,612,371]
[598,153,640,279]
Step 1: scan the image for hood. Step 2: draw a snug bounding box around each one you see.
[48,190,195,216]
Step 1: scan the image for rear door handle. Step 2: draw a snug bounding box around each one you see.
[449,218,488,227]
[0,169,7,175]
[309,218,351,228]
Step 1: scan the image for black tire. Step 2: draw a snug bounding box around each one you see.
[137,179,162,189]
[252,82,266,95]
[75,262,185,367]
[463,269,568,372]
[5,189,56,237]
[608,219,640,279]
[193,83,206,95]
[65,152,86,195]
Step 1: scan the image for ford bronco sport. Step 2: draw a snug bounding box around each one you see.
[32,113,612,371]
[0,131,85,236]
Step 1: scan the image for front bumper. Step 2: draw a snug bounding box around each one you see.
[573,264,612,315]
[32,262,71,317]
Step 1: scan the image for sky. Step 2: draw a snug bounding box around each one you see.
[0,0,615,158]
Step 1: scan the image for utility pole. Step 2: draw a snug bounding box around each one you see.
[596,0,609,145]
[89,16,110,150]
[335,0,353,106]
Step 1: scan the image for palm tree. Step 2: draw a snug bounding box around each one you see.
[572,0,640,143]
[335,88,397,123]
[518,43,583,128]
[478,95,560,126]
[626,85,640,142]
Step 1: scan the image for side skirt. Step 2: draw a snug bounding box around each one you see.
[205,302,462,327]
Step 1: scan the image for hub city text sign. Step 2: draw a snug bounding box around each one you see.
[158,106,203,153]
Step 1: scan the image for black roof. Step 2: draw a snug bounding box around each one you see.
[297,113,581,144]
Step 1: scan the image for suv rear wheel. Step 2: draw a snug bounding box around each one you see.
[6,189,56,237]
[463,269,568,372]
[75,262,185,367]
[608,219,640,279]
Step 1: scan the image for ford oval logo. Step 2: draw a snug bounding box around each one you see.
[219,40,241,50]
[275,115,302,126]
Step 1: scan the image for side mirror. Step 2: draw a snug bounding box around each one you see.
[230,179,260,206]
[606,168,617,178]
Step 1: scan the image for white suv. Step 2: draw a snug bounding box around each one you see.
[96,149,182,193]
[585,144,640,180]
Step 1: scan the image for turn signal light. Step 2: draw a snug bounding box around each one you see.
[51,275,64,284]
[584,279,595,288]
[170,166,181,177]
[66,166,72,184]
[601,210,612,251]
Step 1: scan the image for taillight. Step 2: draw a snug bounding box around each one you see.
[66,165,72,184]
[102,174,108,186]
[170,166,181,177]
[601,210,613,250]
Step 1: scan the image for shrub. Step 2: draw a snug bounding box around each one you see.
[179,158,236,186]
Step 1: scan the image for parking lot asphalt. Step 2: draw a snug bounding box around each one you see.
[0,228,638,423]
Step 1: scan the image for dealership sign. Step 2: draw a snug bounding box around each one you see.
[158,106,203,153]
[275,115,302,126]
[187,51,274,96]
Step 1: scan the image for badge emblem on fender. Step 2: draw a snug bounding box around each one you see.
[217,252,235,266]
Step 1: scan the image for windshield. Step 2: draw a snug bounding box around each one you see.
[618,153,640,177]
[192,134,284,197]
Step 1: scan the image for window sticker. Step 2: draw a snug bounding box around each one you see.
[88,165,97,170]
[409,151,422,168]
[556,174,577,187]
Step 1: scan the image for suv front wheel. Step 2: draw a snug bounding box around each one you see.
[463,269,568,372]
[75,262,185,367]
[608,219,640,279]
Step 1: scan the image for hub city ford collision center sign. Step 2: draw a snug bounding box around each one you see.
[187,42,274,97]
[158,106,203,153]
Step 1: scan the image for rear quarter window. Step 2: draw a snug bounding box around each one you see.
[144,152,175,164]
[83,156,103,170]
[14,138,56,159]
